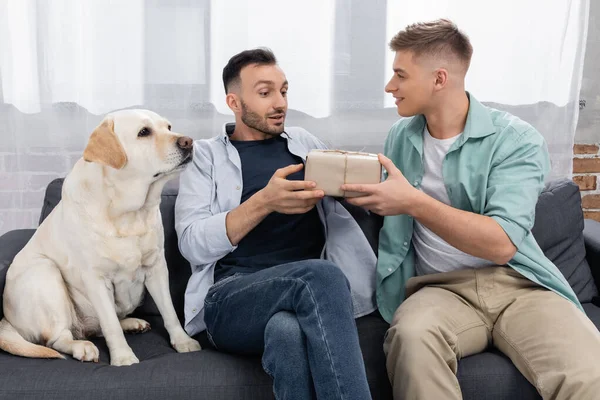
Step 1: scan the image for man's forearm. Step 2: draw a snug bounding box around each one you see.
[225,191,271,246]
[410,191,517,265]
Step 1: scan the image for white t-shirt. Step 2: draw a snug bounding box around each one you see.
[412,126,495,276]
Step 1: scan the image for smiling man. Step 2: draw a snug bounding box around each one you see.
[342,19,600,400]
[174,48,375,400]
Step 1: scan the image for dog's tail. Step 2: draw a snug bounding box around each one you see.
[0,318,63,359]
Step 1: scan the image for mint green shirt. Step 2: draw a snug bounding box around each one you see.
[376,93,583,323]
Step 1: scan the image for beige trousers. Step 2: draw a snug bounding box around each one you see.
[383,266,600,400]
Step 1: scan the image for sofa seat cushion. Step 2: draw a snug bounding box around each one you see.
[0,313,394,400]
[0,316,274,400]
[458,350,539,400]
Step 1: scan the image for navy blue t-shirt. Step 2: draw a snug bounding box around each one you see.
[214,135,325,282]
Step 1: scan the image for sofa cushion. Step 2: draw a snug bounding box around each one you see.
[0,313,393,400]
[531,179,598,302]
[584,219,600,293]
[458,350,539,400]
[0,316,273,400]
[38,178,63,225]
[0,229,36,320]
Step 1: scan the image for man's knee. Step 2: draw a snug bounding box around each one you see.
[384,306,452,361]
[297,260,351,292]
[383,315,453,387]
[264,311,304,348]
[385,318,432,354]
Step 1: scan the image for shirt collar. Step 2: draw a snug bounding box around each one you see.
[406,92,496,142]
[220,122,291,143]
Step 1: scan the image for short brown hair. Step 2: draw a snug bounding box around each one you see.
[389,19,473,70]
[222,48,277,94]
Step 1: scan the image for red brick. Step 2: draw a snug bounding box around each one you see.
[573,175,597,191]
[582,194,600,209]
[573,158,600,173]
[574,144,599,155]
[583,211,600,222]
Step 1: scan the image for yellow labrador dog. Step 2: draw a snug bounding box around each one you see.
[0,109,201,366]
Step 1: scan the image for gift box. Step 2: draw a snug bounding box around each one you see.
[304,150,382,197]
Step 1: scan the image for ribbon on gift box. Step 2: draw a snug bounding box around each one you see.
[318,150,378,191]
[305,149,381,197]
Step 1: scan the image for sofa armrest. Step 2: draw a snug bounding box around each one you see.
[584,219,600,292]
[0,229,36,318]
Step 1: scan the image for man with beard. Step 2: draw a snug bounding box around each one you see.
[175,48,375,400]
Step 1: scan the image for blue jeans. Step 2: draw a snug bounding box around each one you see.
[203,259,372,400]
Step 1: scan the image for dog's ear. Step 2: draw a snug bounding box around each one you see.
[83,118,127,169]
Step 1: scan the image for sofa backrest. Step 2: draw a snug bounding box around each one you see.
[38,177,598,323]
[531,179,598,302]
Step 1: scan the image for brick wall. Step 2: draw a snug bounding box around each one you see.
[574,144,600,222]
[0,150,79,235]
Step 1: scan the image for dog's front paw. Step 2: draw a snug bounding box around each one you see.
[72,340,100,362]
[110,349,139,366]
[120,318,151,334]
[172,337,201,353]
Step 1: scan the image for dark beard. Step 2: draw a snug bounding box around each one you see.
[241,101,285,136]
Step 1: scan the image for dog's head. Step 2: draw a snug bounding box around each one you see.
[83,109,193,179]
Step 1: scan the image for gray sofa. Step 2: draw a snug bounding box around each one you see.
[0,177,599,400]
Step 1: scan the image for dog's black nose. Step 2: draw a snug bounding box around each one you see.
[177,136,193,150]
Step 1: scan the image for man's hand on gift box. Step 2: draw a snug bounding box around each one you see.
[226,164,325,246]
[341,154,420,216]
[342,155,517,264]
[257,163,325,215]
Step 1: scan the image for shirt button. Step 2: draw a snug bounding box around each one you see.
[235,185,241,190]
[387,268,393,273]
[192,308,197,313]
[403,241,408,246]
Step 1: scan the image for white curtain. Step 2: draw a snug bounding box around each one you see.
[0,0,590,235]
[385,0,589,180]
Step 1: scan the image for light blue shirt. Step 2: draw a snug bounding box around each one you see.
[175,124,378,336]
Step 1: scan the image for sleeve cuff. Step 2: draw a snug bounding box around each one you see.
[491,215,527,249]
[204,211,237,254]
